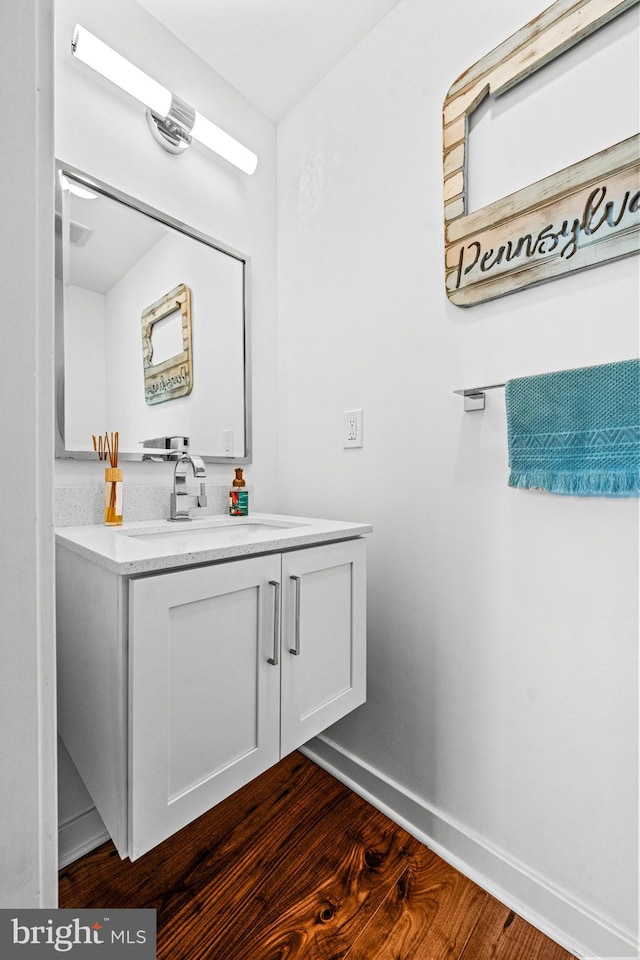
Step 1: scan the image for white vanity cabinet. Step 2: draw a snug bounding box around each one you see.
[57,534,366,861]
[128,553,282,859]
[279,544,366,755]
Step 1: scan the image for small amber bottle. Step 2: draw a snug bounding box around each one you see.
[104,467,123,526]
[229,468,248,516]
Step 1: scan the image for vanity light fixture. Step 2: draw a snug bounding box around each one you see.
[71,25,258,175]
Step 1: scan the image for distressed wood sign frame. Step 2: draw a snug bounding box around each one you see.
[443,0,640,306]
[141,283,193,405]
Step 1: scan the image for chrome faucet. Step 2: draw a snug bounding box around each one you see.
[169,454,208,521]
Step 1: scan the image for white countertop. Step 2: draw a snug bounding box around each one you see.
[55,513,373,575]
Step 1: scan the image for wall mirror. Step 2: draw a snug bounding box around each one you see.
[55,161,251,462]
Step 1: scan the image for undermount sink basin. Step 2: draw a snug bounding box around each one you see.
[123,518,307,544]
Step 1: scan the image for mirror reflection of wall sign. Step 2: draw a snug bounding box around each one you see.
[142,284,193,405]
[443,0,640,307]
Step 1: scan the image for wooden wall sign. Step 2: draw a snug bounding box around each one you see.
[141,283,193,405]
[443,0,640,306]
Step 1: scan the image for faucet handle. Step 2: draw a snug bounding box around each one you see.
[197,483,208,508]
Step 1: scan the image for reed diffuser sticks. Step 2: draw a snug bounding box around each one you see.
[93,431,122,525]
[104,431,119,470]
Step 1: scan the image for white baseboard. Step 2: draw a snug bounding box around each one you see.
[58,807,109,870]
[301,735,638,960]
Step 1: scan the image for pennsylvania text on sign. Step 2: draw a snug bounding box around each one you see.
[442,0,640,307]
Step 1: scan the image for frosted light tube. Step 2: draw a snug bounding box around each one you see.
[72,25,172,120]
[191,113,258,176]
[71,25,258,175]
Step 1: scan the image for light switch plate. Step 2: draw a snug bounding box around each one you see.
[343,409,363,448]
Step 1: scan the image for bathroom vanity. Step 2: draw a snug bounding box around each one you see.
[54,166,371,862]
[56,514,370,860]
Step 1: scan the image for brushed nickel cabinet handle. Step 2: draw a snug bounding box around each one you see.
[289,575,301,655]
[267,580,280,665]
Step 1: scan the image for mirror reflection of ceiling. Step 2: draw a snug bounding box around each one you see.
[135,0,405,121]
[69,193,167,294]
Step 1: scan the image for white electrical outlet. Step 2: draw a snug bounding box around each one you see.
[223,429,234,455]
[343,409,363,448]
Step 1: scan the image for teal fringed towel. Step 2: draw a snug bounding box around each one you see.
[506,359,640,497]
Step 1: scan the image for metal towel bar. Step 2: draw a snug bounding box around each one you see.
[453,383,505,412]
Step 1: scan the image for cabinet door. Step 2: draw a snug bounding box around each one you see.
[280,540,366,756]
[128,554,281,860]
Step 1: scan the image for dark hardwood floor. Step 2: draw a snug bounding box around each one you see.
[59,752,577,959]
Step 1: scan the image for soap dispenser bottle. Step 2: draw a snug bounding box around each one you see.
[229,467,248,516]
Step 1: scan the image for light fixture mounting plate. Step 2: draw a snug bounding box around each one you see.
[146,93,196,156]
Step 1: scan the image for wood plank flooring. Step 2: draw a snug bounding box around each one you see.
[59,752,577,960]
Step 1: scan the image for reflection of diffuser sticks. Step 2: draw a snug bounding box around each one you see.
[92,434,107,460]
[92,431,122,525]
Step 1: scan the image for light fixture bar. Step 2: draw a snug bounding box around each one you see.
[72,26,171,118]
[71,25,258,175]
[191,113,258,175]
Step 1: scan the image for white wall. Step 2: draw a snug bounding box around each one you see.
[0,0,57,908]
[55,0,279,503]
[64,285,106,449]
[278,0,639,955]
